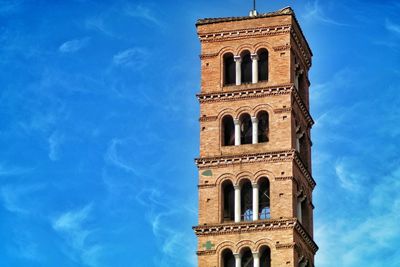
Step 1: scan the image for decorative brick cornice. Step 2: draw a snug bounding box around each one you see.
[199,115,218,122]
[197,84,313,127]
[291,28,312,67]
[193,219,318,254]
[197,85,292,103]
[292,87,314,127]
[293,152,316,189]
[197,250,216,256]
[195,150,316,189]
[195,150,294,168]
[198,184,215,189]
[294,221,318,254]
[198,25,291,43]
[193,219,296,236]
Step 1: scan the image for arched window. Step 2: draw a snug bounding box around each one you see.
[224,53,236,85]
[241,180,253,221]
[221,249,235,267]
[222,115,235,146]
[299,133,308,168]
[258,49,269,81]
[241,51,252,84]
[222,180,235,222]
[257,111,269,143]
[260,246,271,267]
[241,248,254,267]
[240,113,252,145]
[259,177,270,219]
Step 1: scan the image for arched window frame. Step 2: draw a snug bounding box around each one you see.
[260,246,271,267]
[258,177,270,220]
[240,180,253,221]
[240,50,252,84]
[257,48,269,82]
[221,115,235,146]
[223,53,236,86]
[221,180,235,223]
[221,248,235,267]
[256,111,269,143]
[239,113,252,145]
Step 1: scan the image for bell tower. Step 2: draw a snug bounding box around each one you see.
[193,7,318,267]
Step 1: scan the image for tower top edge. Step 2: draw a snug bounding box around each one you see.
[196,6,294,26]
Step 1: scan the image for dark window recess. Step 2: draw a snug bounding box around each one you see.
[222,115,235,146]
[257,111,269,143]
[241,52,252,83]
[222,249,235,267]
[299,134,308,168]
[241,181,253,221]
[260,246,271,267]
[240,113,252,145]
[241,248,254,267]
[259,178,270,220]
[224,53,235,85]
[223,181,235,222]
[258,49,269,81]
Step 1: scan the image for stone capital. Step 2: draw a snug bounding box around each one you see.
[251,53,259,60]
[234,55,242,63]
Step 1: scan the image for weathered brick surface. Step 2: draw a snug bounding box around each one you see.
[194,8,316,267]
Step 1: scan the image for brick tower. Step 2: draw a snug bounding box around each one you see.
[193,7,318,267]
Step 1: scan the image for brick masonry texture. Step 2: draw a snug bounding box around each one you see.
[194,8,317,267]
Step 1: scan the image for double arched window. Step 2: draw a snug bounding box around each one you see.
[221,177,270,223]
[223,48,269,86]
[220,246,271,267]
[221,112,269,147]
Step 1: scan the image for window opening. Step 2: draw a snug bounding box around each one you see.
[240,113,252,145]
[224,53,236,85]
[260,246,271,267]
[258,49,269,81]
[241,51,252,83]
[223,181,235,222]
[241,248,254,267]
[241,181,253,221]
[259,178,270,219]
[257,111,269,143]
[222,249,235,267]
[222,115,235,146]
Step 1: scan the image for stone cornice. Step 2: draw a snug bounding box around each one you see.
[294,221,319,254]
[293,151,316,189]
[196,150,294,168]
[290,28,311,67]
[193,219,318,254]
[195,150,316,189]
[198,24,291,43]
[197,84,292,103]
[197,84,313,127]
[292,86,314,127]
[193,219,296,236]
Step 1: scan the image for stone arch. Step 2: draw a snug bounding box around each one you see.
[253,104,274,118]
[236,175,253,187]
[254,238,273,252]
[235,106,253,119]
[217,108,236,120]
[254,170,275,184]
[235,239,256,254]
[253,41,273,54]
[236,44,254,56]
[216,240,236,255]
[216,173,236,187]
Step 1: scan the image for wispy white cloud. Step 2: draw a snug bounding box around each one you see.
[0,184,44,215]
[112,47,148,69]
[52,204,103,267]
[0,163,31,177]
[304,0,349,26]
[136,188,196,266]
[334,159,362,191]
[385,19,400,35]
[104,138,138,175]
[48,131,64,161]
[59,37,90,53]
[125,4,161,26]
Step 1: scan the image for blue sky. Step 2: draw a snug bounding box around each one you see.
[0,0,399,266]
